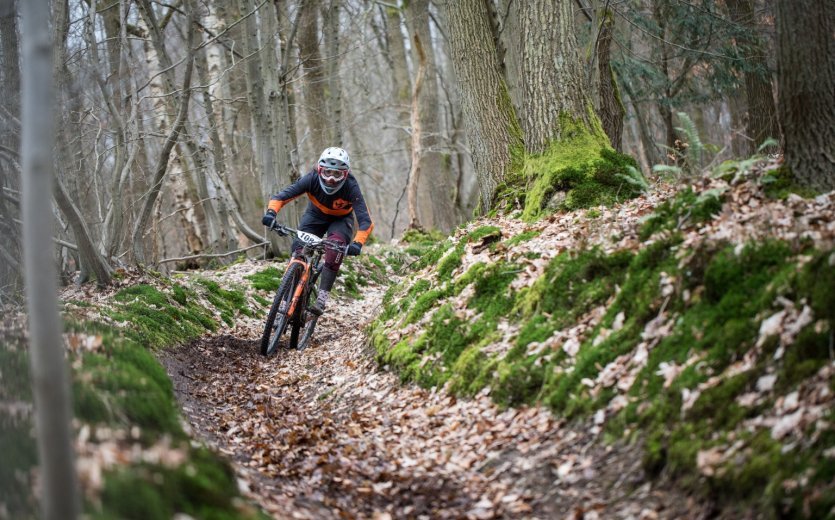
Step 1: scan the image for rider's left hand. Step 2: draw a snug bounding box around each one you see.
[347,241,362,256]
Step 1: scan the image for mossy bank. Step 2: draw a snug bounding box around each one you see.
[370,179,835,517]
[1,270,267,520]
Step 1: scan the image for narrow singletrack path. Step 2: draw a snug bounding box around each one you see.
[161,279,706,519]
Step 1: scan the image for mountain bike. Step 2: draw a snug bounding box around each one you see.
[260,223,351,356]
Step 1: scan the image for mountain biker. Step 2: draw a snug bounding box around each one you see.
[261,147,374,316]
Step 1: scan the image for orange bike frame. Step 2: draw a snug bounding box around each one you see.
[285,257,311,317]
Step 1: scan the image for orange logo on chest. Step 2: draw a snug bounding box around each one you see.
[333,199,351,210]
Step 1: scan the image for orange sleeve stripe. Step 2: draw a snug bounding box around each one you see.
[306,194,353,216]
[354,222,374,245]
[268,194,302,213]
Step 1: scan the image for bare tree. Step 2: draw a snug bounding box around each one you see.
[406,0,457,232]
[21,0,79,518]
[132,5,197,264]
[299,0,329,153]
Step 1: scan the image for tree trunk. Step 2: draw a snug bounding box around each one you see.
[132,9,196,265]
[195,41,254,249]
[727,0,780,154]
[497,0,524,117]
[520,0,590,153]
[0,0,21,298]
[776,0,834,190]
[139,0,219,258]
[438,0,523,210]
[259,1,299,224]
[406,32,426,231]
[406,0,456,232]
[298,0,329,154]
[21,0,80,518]
[382,4,411,127]
[323,1,342,144]
[596,10,625,151]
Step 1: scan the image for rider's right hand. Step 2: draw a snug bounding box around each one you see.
[262,209,277,228]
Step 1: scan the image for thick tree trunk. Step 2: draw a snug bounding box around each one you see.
[776,0,835,190]
[21,1,80,518]
[406,32,426,230]
[260,2,298,214]
[520,0,590,153]
[406,0,456,232]
[726,0,780,154]
[438,0,523,210]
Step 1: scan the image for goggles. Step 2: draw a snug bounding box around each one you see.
[318,167,347,184]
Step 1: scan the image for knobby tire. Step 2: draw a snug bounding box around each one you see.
[295,266,321,351]
[260,262,303,356]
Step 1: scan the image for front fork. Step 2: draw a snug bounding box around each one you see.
[286,256,323,318]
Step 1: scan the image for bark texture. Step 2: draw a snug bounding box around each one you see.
[406,0,456,232]
[299,0,329,154]
[727,0,780,153]
[596,10,624,151]
[521,0,589,154]
[438,0,522,209]
[776,0,835,190]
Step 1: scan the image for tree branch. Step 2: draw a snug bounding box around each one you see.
[157,241,269,265]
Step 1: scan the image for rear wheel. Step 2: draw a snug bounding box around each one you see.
[260,262,303,356]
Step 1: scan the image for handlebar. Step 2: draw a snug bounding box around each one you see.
[269,222,358,256]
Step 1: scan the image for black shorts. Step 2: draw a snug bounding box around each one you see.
[293,210,354,251]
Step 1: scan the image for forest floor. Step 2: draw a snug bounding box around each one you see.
[160,275,711,520]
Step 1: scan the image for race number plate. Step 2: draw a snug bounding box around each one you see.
[296,231,320,245]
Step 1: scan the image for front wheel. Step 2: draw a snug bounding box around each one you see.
[260,262,303,356]
[296,313,318,351]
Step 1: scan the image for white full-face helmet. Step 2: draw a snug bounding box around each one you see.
[317,147,350,194]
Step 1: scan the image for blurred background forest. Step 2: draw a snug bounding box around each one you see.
[0,0,798,300]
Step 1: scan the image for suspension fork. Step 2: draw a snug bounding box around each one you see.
[286,257,311,318]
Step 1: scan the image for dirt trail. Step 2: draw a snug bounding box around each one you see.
[161,282,708,520]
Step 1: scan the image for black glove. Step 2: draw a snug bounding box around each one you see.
[347,241,362,256]
[262,209,276,228]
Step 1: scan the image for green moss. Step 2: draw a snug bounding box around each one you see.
[436,244,465,280]
[504,230,541,247]
[245,266,283,292]
[401,228,447,245]
[93,446,265,520]
[108,284,220,348]
[761,165,819,199]
[639,187,724,240]
[514,115,642,220]
[374,227,834,517]
[0,335,38,518]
